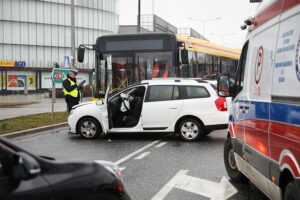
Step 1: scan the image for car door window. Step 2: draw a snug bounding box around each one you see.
[185,86,210,98]
[234,41,249,98]
[0,144,14,178]
[173,86,180,100]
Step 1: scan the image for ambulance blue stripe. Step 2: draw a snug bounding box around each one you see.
[270,103,300,126]
[234,101,300,126]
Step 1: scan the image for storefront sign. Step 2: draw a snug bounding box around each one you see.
[0,60,26,67]
[14,61,26,67]
[0,60,14,67]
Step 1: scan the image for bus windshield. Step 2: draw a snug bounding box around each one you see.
[103,52,172,90]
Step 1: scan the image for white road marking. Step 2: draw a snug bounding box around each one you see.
[151,170,189,200]
[175,175,237,200]
[134,151,151,160]
[155,142,167,148]
[119,167,126,171]
[114,140,160,165]
[151,170,237,200]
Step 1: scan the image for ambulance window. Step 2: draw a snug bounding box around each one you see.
[236,41,249,95]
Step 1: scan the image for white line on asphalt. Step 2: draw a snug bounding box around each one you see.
[119,167,126,171]
[114,140,161,165]
[151,170,189,200]
[134,151,151,160]
[155,142,167,148]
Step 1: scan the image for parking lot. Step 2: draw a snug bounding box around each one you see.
[13,127,268,200]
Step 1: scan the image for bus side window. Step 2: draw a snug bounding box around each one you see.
[234,41,249,98]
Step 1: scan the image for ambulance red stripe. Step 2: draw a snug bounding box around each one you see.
[253,0,300,29]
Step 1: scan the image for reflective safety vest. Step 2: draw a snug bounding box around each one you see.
[63,78,79,97]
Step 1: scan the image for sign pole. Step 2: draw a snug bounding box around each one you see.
[51,79,56,120]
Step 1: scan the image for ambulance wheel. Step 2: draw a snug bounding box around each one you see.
[77,117,101,139]
[224,137,247,182]
[284,180,299,200]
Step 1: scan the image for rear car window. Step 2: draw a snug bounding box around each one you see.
[148,86,180,101]
[185,86,210,98]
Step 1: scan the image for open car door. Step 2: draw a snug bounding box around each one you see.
[101,86,110,133]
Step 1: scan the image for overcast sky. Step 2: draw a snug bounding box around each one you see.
[119,0,259,48]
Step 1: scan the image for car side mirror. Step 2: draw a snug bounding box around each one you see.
[217,74,231,97]
[77,46,85,63]
[96,100,104,106]
[14,152,41,180]
[181,49,189,65]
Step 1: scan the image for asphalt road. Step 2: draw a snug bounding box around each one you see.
[12,127,269,200]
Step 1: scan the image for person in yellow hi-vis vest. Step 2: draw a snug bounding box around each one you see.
[62,69,83,112]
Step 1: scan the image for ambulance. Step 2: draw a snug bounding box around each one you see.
[217,0,300,199]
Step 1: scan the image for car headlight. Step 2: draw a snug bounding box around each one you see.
[95,160,122,180]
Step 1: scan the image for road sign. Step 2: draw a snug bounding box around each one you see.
[151,170,237,200]
[51,68,71,84]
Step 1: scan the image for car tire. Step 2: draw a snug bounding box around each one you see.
[224,137,247,182]
[284,180,299,200]
[77,117,101,139]
[178,118,203,142]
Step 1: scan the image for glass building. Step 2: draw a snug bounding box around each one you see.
[0,0,119,69]
[0,0,119,92]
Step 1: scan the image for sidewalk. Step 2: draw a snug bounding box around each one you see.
[0,94,90,120]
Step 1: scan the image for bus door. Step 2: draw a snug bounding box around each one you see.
[103,53,134,90]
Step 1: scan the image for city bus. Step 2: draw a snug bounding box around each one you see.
[77,33,241,96]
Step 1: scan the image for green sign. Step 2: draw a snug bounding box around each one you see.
[51,68,71,84]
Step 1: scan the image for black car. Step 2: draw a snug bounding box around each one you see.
[0,136,130,200]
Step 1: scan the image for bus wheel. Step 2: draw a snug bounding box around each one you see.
[284,180,299,200]
[77,117,101,139]
[224,137,247,182]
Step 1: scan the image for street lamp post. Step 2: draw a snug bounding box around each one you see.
[188,17,221,39]
[210,33,236,46]
[71,0,75,68]
[137,0,141,33]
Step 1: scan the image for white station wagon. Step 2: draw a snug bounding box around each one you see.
[68,79,229,141]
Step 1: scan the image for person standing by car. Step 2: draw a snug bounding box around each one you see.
[63,69,82,112]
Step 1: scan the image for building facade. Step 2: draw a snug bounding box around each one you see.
[0,0,119,92]
[178,27,207,41]
[141,14,177,34]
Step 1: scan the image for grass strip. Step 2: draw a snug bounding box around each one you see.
[0,102,38,107]
[0,112,68,134]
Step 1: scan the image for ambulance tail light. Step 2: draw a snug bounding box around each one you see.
[215,97,228,111]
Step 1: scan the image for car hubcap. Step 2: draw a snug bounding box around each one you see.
[81,121,96,138]
[228,149,237,169]
[181,122,199,140]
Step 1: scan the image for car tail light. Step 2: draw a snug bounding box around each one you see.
[215,97,228,111]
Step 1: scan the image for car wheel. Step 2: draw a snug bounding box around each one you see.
[178,118,203,142]
[77,117,101,139]
[284,180,299,200]
[224,137,247,182]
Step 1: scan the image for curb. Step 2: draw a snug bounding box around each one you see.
[2,122,68,139]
